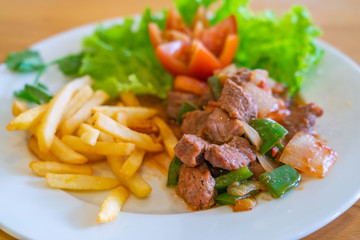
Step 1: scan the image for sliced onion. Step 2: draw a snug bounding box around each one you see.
[256,153,278,172]
[242,82,279,118]
[239,120,262,150]
[279,132,337,178]
[227,180,265,196]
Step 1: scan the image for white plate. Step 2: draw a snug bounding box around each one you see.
[0,18,360,240]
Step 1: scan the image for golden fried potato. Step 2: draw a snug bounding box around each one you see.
[61,90,109,135]
[120,91,140,106]
[97,186,129,223]
[45,173,119,190]
[152,117,178,158]
[12,100,28,117]
[92,112,163,152]
[29,161,93,177]
[62,135,135,155]
[119,148,146,177]
[7,104,47,131]
[107,156,152,198]
[37,76,92,152]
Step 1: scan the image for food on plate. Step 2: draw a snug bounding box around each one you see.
[6,79,176,222]
[166,65,337,210]
[4,0,336,222]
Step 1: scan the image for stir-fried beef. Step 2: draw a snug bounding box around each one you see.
[204,136,256,170]
[174,134,209,167]
[281,103,323,142]
[218,79,257,121]
[196,88,215,108]
[181,110,210,135]
[248,161,266,180]
[202,108,245,144]
[176,163,215,210]
[229,68,252,85]
[167,91,197,119]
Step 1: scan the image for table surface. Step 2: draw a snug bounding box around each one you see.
[0,0,359,239]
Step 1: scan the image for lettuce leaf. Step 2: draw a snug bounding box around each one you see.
[175,0,323,95]
[79,8,172,99]
[174,0,217,25]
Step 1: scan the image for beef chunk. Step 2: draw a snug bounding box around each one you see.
[202,108,244,144]
[176,163,215,210]
[218,79,257,121]
[174,135,209,167]
[230,68,252,85]
[167,91,197,119]
[181,110,210,135]
[196,88,215,108]
[281,103,323,142]
[205,136,256,170]
[248,161,266,180]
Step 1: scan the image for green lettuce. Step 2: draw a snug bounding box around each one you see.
[79,8,172,99]
[177,0,323,94]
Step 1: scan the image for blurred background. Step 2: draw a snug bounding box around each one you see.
[0,0,359,239]
[0,0,359,64]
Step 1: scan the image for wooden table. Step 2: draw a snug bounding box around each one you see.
[0,0,359,239]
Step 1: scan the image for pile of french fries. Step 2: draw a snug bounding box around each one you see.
[6,76,177,223]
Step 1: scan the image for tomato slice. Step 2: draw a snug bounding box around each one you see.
[174,75,209,95]
[165,8,191,35]
[218,34,239,66]
[199,15,237,56]
[188,40,222,80]
[155,41,188,75]
[148,23,162,48]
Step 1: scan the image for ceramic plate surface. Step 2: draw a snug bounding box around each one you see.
[0,18,359,240]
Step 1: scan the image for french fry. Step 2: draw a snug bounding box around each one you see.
[97,186,129,223]
[62,135,135,155]
[45,173,119,190]
[120,91,140,106]
[28,136,60,162]
[152,152,172,172]
[12,100,28,117]
[107,156,152,198]
[91,113,163,152]
[114,111,127,126]
[78,123,100,146]
[98,131,114,143]
[29,161,93,177]
[62,84,93,121]
[50,137,89,164]
[81,152,106,162]
[120,148,146,177]
[61,90,110,135]
[29,125,88,164]
[127,119,158,134]
[37,76,92,152]
[7,104,47,131]
[152,117,178,158]
[92,106,157,120]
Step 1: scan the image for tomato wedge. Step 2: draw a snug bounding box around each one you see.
[155,41,188,76]
[149,8,239,80]
[218,34,239,66]
[199,15,237,57]
[188,40,222,80]
[174,75,208,95]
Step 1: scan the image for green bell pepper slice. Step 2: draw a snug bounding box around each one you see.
[259,165,301,198]
[215,166,253,190]
[166,156,183,187]
[177,101,198,124]
[208,76,223,100]
[215,193,249,205]
[250,118,288,154]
